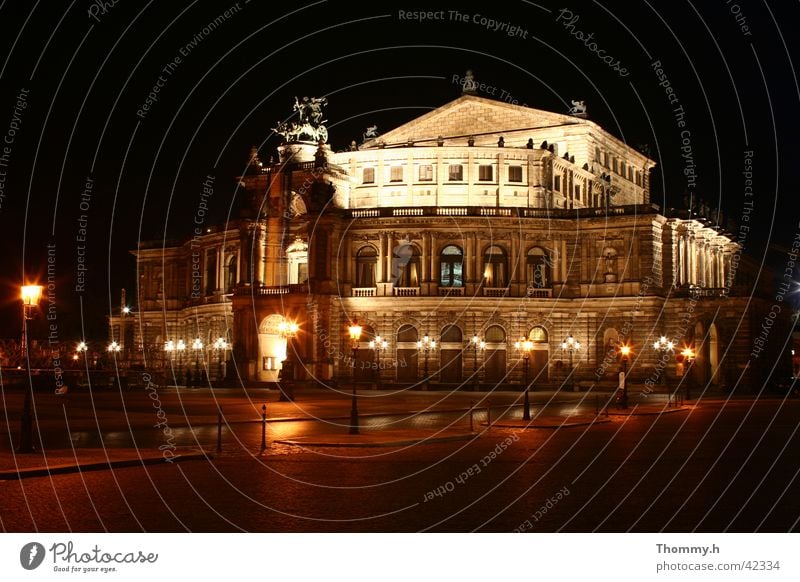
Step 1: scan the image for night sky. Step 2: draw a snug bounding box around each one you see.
[0,0,797,341]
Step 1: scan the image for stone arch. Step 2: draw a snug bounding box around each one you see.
[257,314,289,382]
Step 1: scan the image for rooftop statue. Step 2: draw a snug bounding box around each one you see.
[273,96,329,143]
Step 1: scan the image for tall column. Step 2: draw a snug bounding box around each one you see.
[422,231,431,283]
[216,247,224,292]
[377,232,386,283]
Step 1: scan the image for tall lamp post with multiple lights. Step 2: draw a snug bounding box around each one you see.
[468,334,486,391]
[176,339,186,385]
[653,335,676,393]
[164,340,175,385]
[619,344,632,409]
[348,322,362,435]
[368,335,388,389]
[681,346,696,400]
[515,336,534,420]
[191,338,204,387]
[416,334,437,390]
[560,334,581,391]
[213,337,228,386]
[17,284,43,454]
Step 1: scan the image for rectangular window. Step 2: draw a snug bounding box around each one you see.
[628,166,633,181]
[574,185,581,200]
[595,147,601,163]
[508,166,523,182]
[553,175,561,192]
[389,166,403,182]
[603,152,609,167]
[419,164,433,181]
[448,164,463,181]
[612,158,618,174]
[478,165,493,181]
[362,167,375,184]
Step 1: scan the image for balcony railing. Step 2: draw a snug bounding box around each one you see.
[438,286,464,296]
[346,203,660,221]
[483,287,509,297]
[526,288,552,298]
[352,287,376,297]
[393,287,419,297]
[689,286,729,299]
[233,284,309,296]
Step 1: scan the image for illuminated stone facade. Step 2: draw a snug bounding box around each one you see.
[114,94,780,390]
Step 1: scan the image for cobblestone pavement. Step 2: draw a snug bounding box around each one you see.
[1,399,798,532]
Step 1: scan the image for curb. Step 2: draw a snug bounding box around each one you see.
[0,452,212,481]
[486,417,612,429]
[605,406,691,416]
[273,432,478,448]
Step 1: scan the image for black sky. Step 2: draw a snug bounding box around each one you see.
[0,0,797,340]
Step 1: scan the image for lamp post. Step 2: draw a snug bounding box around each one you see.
[176,339,186,385]
[681,346,696,400]
[416,334,437,390]
[348,322,362,435]
[368,335,388,389]
[468,334,486,391]
[560,334,581,392]
[17,284,43,454]
[653,335,676,393]
[515,336,534,420]
[213,337,228,385]
[278,320,299,401]
[191,338,203,387]
[619,344,632,409]
[164,340,175,385]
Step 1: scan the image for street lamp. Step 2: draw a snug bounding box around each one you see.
[416,334,437,390]
[368,335,388,389]
[176,339,186,385]
[515,336,534,420]
[468,334,486,391]
[164,340,175,385]
[213,337,228,385]
[348,322,362,435]
[107,341,121,354]
[653,335,676,392]
[17,283,43,454]
[278,320,299,401]
[560,334,581,391]
[191,338,203,387]
[619,344,632,409]
[681,346,696,400]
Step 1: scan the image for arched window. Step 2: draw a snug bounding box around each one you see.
[439,245,464,287]
[393,242,420,287]
[529,326,548,343]
[355,246,377,287]
[527,247,551,288]
[205,250,217,295]
[485,325,506,343]
[440,324,463,343]
[483,246,508,287]
[225,254,237,293]
[397,324,418,343]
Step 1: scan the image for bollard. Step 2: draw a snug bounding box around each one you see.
[469,401,475,432]
[261,404,267,452]
[216,408,222,453]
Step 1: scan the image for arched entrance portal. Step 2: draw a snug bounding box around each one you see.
[257,314,289,382]
[396,325,419,384]
[439,324,463,385]
[528,326,549,382]
[483,325,507,388]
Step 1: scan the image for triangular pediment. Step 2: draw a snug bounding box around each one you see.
[363,94,587,147]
